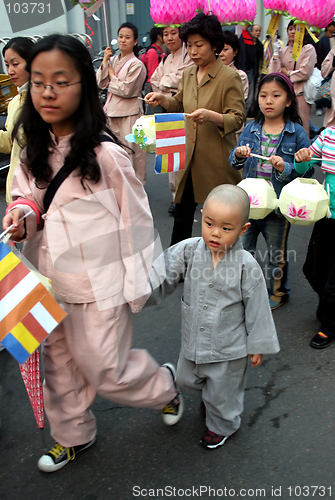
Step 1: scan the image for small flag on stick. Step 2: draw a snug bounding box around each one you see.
[154,113,187,174]
[0,240,68,364]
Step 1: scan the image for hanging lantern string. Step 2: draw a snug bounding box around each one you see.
[82,5,94,48]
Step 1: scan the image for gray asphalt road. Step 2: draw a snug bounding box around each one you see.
[1,111,334,500]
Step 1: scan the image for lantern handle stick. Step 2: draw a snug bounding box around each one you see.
[102,0,109,48]
[0,210,34,241]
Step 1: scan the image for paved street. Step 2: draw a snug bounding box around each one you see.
[1,112,335,500]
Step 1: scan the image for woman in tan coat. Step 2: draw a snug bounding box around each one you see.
[96,23,147,184]
[146,12,245,244]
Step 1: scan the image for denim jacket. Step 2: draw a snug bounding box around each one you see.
[229,120,313,197]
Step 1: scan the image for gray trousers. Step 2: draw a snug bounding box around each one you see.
[176,354,248,436]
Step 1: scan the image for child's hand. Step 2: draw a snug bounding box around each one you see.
[249,354,262,367]
[295,148,313,163]
[269,155,285,172]
[2,208,25,240]
[235,145,252,159]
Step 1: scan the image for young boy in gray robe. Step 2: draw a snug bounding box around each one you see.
[148,184,280,449]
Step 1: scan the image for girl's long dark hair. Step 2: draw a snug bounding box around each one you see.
[252,74,303,125]
[15,34,122,187]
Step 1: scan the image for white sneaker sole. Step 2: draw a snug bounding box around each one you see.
[162,392,184,426]
[201,435,228,449]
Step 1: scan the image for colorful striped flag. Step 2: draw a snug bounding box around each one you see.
[264,37,274,67]
[154,113,186,174]
[0,241,67,364]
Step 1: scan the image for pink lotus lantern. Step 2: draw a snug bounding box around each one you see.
[204,0,246,24]
[278,178,329,226]
[263,0,288,13]
[238,179,278,219]
[289,0,335,30]
[150,0,197,25]
[244,0,257,23]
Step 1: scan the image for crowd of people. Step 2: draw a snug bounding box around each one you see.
[1,10,335,474]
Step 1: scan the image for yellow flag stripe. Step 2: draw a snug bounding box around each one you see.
[11,322,40,354]
[0,251,21,281]
[156,121,185,131]
[161,155,169,173]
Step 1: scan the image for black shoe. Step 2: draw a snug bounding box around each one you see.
[310,332,332,349]
[37,437,96,472]
[168,202,177,216]
[200,428,228,449]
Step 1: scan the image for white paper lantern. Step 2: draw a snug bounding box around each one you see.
[238,178,278,219]
[278,178,329,226]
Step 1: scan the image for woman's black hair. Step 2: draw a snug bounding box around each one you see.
[2,37,34,60]
[179,12,226,54]
[287,20,311,47]
[14,34,123,187]
[222,30,241,65]
[118,22,139,57]
[251,73,303,125]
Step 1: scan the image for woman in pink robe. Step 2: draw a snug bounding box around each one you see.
[96,23,147,184]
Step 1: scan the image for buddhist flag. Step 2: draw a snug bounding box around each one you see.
[154,113,186,174]
[0,240,67,364]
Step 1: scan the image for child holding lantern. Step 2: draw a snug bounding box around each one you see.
[229,73,312,310]
[294,130,335,349]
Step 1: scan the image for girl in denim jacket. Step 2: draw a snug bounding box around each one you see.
[229,73,312,310]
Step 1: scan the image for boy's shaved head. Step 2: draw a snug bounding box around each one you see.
[203,184,250,225]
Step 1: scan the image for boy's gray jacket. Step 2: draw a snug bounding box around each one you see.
[149,237,280,364]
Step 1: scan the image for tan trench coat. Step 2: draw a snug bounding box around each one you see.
[166,57,245,204]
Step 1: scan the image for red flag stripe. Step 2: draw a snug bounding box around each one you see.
[156,129,185,139]
[156,145,186,155]
[21,312,48,344]
[0,262,30,301]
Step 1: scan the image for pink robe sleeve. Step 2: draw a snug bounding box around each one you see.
[321,45,335,79]
[288,45,316,83]
[8,154,39,241]
[90,143,154,312]
[108,60,146,98]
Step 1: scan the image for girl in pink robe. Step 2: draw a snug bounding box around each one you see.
[3,34,183,474]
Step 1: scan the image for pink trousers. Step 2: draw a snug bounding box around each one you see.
[42,302,176,447]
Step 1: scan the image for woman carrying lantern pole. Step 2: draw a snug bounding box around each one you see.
[146,12,245,245]
[96,22,147,184]
[150,25,194,215]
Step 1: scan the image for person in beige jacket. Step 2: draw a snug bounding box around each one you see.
[0,37,34,205]
[269,20,317,138]
[96,23,147,184]
[146,13,245,244]
[150,25,194,214]
[3,34,183,474]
